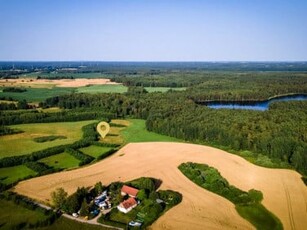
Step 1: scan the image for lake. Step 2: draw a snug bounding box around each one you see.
[205,94,307,111]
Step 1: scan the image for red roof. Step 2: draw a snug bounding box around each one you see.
[121,185,139,197]
[121,197,137,209]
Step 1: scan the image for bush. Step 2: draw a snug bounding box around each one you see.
[65,148,94,166]
[32,135,67,143]
[24,161,55,175]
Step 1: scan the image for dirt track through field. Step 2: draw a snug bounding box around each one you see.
[0,78,119,88]
[14,143,307,230]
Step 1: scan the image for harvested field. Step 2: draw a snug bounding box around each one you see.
[0,78,119,88]
[14,143,307,230]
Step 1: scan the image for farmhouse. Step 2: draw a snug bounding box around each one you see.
[121,185,139,197]
[117,197,138,213]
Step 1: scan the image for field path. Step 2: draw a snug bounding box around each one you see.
[14,143,307,230]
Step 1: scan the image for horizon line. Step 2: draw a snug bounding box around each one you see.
[0,60,307,63]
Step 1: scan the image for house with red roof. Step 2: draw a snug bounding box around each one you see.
[117,197,138,213]
[121,185,139,197]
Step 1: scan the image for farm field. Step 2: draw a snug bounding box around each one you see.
[0,165,36,185]
[38,152,80,170]
[79,145,113,158]
[14,142,307,230]
[0,120,95,158]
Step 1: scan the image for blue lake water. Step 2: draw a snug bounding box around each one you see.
[206,94,307,111]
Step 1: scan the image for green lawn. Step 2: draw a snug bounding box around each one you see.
[121,119,181,143]
[0,199,47,230]
[0,165,37,185]
[38,152,80,170]
[77,84,127,93]
[79,145,113,158]
[0,120,95,158]
[0,87,75,102]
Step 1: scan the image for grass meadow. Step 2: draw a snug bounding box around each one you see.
[0,165,37,185]
[0,120,95,158]
[38,152,80,170]
[79,145,113,158]
[121,119,181,143]
[0,199,47,230]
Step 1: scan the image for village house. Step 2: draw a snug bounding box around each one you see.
[117,197,138,213]
[117,185,140,213]
[121,185,139,197]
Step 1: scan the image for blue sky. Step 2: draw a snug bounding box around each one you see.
[0,0,306,61]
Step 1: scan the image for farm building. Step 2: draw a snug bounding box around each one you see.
[121,185,139,197]
[117,197,138,213]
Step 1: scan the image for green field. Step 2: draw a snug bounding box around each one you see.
[0,120,95,158]
[121,119,181,143]
[79,145,113,158]
[0,165,37,185]
[38,152,80,170]
[77,84,127,93]
[0,87,75,102]
[0,199,47,230]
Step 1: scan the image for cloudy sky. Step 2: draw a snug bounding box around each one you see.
[0,0,306,61]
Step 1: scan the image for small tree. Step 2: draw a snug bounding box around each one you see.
[63,194,80,214]
[51,187,67,209]
[94,181,104,195]
[137,189,147,201]
[79,199,89,216]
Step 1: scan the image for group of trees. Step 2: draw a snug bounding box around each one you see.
[0,109,111,125]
